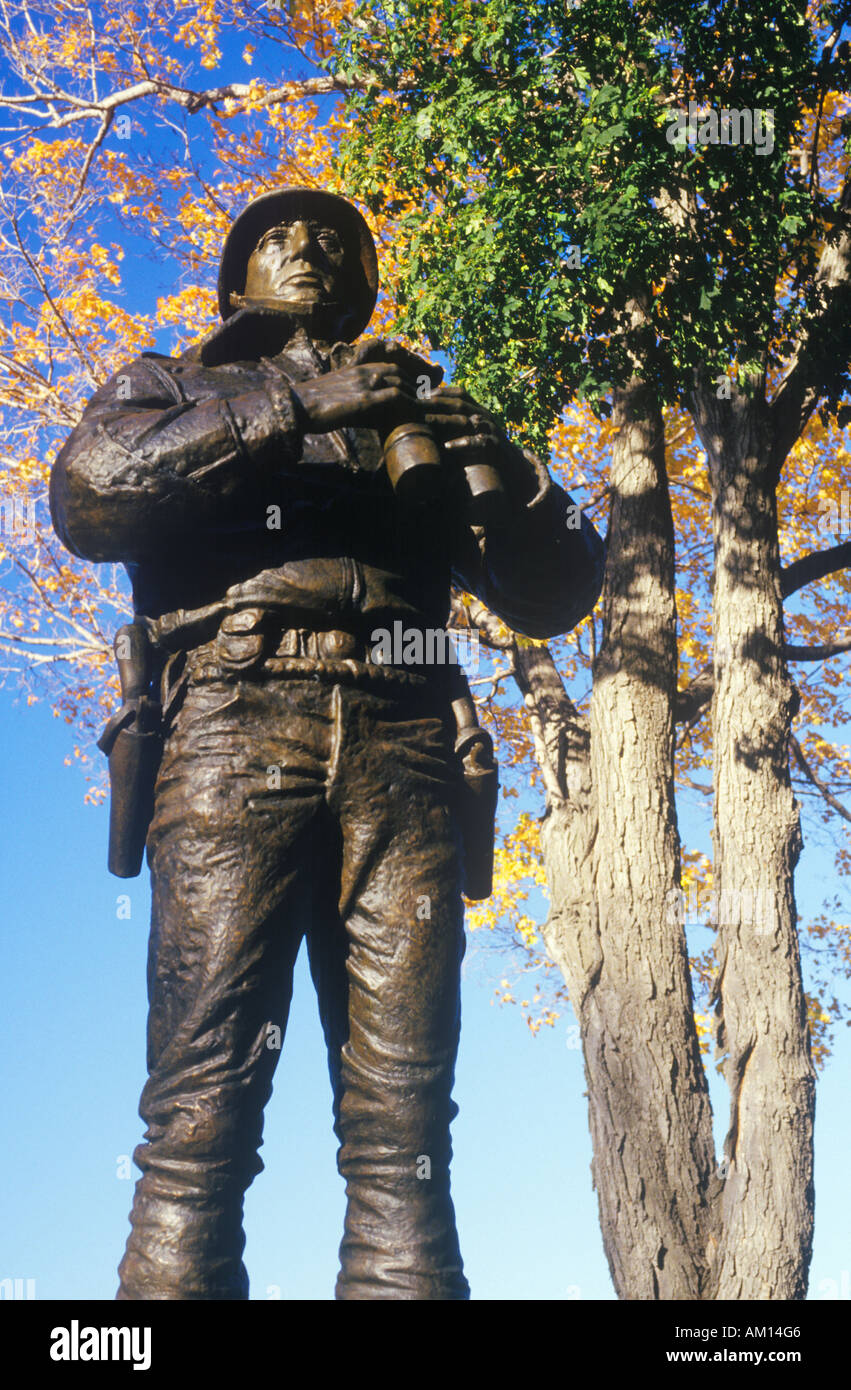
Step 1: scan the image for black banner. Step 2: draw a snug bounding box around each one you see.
[2,1295,843,1377]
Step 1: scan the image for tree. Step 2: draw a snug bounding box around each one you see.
[1,0,849,1300]
[330,0,851,1298]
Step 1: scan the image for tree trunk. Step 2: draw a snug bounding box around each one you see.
[531,381,719,1298]
[695,391,816,1299]
[514,381,815,1299]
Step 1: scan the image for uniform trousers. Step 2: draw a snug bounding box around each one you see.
[116,672,470,1300]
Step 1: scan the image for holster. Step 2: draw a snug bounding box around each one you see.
[450,669,499,901]
[97,622,164,879]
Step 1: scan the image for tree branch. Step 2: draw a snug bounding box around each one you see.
[9,214,98,385]
[70,108,113,208]
[676,541,851,724]
[676,627,851,724]
[511,638,588,804]
[791,734,851,823]
[770,175,851,475]
[785,632,851,660]
[675,663,714,725]
[452,593,513,650]
[0,73,397,131]
[780,539,851,598]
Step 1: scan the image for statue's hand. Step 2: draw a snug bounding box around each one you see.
[422,387,503,453]
[422,387,517,472]
[293,340,443,433]
[294,362,419,432]
[423,387,547,510]
[350,337,443,389]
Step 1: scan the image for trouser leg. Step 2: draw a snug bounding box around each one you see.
[117,877,303,1300]
[318,685,470,1300]
[117,680,325,1299]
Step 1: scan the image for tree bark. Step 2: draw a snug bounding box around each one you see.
[690,389,816,1299]
[531,381,720,1298]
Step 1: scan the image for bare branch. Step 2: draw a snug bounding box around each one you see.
[0,72,395,132]
[785,632,851,660]
[511,638,589,804]
[70,108,113,208]
[675,662,714,726]
[791,735,851,823]
[8,213,99,385]
[453,593,513,650]
[780,539,851,598]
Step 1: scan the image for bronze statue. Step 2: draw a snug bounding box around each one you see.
[50,187,604,1300]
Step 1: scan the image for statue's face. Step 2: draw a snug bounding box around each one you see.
[242,218,349,313]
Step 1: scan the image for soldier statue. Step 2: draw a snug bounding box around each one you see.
[50,186,604,1300]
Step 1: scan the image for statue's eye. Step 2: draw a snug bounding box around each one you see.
[260,223,339,253]
[261,225,292,247]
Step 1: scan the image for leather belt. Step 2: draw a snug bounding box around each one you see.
[168,608,435,691]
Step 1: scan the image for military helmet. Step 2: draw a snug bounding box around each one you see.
[217,186,379,341]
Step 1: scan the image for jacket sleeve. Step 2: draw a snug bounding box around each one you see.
[49,355,303,563]
[453,446,605,639]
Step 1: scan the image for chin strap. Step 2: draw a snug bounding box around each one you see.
[229,292,354,328]
[228,293,295,314]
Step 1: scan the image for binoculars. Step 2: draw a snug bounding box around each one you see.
[382,420,506,526]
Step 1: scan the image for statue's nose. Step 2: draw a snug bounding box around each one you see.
[287,221,312,257]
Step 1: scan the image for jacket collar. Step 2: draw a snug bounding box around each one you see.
[187,307,355,370]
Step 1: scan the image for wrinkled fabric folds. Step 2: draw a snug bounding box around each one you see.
[116,676,470,1301]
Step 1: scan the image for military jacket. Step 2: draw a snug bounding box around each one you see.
[50,321,605,652]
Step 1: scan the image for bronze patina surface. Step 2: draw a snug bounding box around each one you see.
[50,186,604,1300]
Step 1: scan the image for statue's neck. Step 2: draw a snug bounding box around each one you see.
[280,321,334,356]
[196,305,349,367]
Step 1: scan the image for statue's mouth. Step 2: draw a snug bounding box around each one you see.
[280,269,326,290]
